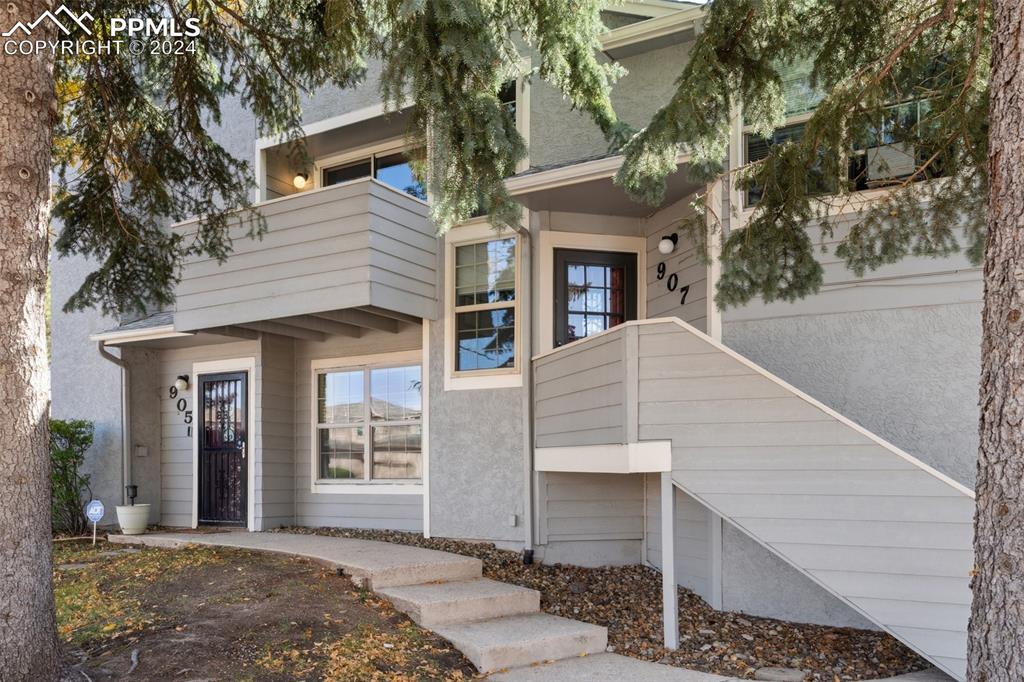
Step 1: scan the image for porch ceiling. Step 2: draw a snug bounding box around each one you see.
[506,153,701,217]
[95,306,418,348]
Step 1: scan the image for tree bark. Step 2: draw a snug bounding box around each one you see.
[0,1,60,679]
[969,1,1024,679]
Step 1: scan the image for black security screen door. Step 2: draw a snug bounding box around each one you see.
[198,372,247,525]
[554,249,637,347]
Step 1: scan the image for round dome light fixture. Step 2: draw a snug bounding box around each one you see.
[293,172,309,189]
[658,233,679,255]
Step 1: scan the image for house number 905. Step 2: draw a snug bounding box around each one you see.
[169,387,193,437]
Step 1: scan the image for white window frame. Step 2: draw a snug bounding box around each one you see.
[310,350,424,495]
[444,221,523,390]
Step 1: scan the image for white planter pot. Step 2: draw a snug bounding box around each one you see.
[115,504,151,535]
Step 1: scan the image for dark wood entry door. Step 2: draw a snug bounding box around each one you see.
[198,372,248,525]
[554,249,637,347]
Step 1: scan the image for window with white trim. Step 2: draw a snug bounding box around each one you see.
[453,238,517,372]
[315,364,422,482]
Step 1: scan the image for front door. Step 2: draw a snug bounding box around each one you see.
[554,249,638,347]
[198,372,248,526]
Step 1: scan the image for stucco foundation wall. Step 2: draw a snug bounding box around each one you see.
[427,319,525,543]
[50,250,124,525]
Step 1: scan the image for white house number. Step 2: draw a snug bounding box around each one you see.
[168,385,193,437]
[656,262,690,305]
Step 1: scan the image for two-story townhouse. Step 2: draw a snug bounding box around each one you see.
[51,2,976,678]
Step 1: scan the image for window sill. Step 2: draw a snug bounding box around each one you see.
[311,482,423,495]
[444,370,523,391]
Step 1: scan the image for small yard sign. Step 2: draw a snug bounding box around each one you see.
[85,499,104,545]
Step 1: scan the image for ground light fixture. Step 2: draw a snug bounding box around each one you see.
[293,172,309,189]
[658,232,679,255]
[174,375,190,392]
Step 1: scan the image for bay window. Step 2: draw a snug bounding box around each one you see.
[315,364,422,484]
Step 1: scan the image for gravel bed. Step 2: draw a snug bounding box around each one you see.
[274,527,928,680]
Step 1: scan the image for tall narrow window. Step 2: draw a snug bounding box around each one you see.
[453,238,517,372]
[315,364,422,483]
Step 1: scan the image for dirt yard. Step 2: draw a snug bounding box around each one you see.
[54,539,475,681]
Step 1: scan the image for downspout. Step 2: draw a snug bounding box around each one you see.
[97,341,131,505]
[513,223,535,564]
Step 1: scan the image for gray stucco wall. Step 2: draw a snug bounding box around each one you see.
[722,303,981,488]
[50,250,124,525]
[528,40,692,169]
[427,319,525,543]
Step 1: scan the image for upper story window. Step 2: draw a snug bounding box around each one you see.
[315,363,422,483]
[321,150,426,200]
[742,61,935,207]
[453,238,517,372]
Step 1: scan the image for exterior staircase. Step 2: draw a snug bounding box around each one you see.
[532,319,975,681]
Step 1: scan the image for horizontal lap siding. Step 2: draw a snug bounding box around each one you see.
[534,330,627,448]
[633,321,971,681]
[174,179,437,330]
[156,340,259,527]
[292,327,424,531]
[256,334,295,529]
[644,476,714,604]
[541,473,644,542]
[644,197,708,333]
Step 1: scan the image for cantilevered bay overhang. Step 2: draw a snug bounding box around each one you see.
[171,177,438,333]
[505,152,701,217]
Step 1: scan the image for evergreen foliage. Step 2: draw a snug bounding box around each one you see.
[616,0,991,308]
[52,0,621,315]
[52,0,991,315]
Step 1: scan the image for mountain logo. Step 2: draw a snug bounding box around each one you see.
[2,5,94,37]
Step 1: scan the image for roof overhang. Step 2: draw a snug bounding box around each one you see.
[506,152,699,217]
[90,325,192,345]
[601,6,704,59]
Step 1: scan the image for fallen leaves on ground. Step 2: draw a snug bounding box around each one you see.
[276,526,929,681]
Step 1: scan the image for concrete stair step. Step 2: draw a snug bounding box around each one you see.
[433,613,608,672]
[378,578,540,626]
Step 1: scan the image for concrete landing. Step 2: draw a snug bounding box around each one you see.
[107,530,481,589]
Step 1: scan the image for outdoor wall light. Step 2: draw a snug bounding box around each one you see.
[658,233,679,255]
[293,172,309,189]
[174,375,190,392]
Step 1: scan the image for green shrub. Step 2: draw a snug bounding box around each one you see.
[50,419,94,535]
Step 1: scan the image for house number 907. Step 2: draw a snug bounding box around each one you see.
[657,262,690,305]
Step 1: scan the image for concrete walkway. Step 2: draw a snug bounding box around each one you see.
[108,531,951,682]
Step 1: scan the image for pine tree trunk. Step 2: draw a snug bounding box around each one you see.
[0,1,60,678]
[968,1,1024,679]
